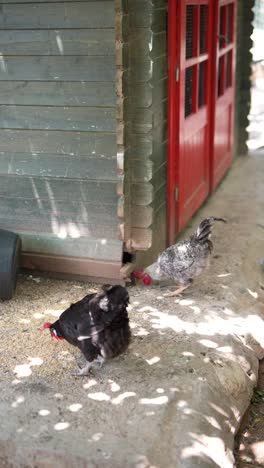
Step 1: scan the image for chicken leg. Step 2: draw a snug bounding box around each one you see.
[73,355,105,376]
[163,284,190,297]
[72,360,94,377]
[94,355,105,368]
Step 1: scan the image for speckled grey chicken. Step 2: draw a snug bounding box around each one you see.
[134,217,227,296]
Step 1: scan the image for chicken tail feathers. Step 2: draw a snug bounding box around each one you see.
[194,217,227,243]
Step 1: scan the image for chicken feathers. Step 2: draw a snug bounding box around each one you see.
[42,285,131,376]
[134,217,227,296]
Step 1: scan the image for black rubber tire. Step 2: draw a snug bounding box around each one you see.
[0,229,21,301]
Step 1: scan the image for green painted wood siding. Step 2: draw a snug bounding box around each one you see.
[119,0,167,264]
[0,0,122,262]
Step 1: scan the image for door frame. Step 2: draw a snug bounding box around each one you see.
[167,0,179,245]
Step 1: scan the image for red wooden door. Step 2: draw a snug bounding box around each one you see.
[210,0,237,190]
[168,0,237,244]
[168,0,212,243]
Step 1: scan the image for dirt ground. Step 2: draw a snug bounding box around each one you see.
[235,360,264,468]
[0,152,264,467]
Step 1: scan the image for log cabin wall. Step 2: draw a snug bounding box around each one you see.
[0,0,123,280]
[121,0,168,268]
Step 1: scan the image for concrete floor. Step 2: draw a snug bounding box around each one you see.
[0,152,264,468]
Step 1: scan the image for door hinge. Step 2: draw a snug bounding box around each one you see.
[175,65,180,82]
[174,186,179,201]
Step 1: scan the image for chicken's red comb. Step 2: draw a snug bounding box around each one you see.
[142,274,152,286]
[41,322,52,331]
[133,269,144,280]
[133,269,152,286]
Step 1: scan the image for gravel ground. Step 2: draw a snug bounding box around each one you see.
[0,153,264,468]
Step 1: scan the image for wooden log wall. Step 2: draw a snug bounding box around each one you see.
[120,0,168,266]
[0,0,123,269]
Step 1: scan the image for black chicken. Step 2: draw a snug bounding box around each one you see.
[42,285,131,376]
[134,217,227,296]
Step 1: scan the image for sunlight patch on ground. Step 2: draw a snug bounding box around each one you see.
[129,321,139,329]
[12,379,21,385]
[83,379,97,390]
[87,392,110,402]
[177,400,187,408]
[205,416,222,430]
[181,433,228,467]
[133,327,149,336]
[222,308,235,316]
[189,305,201,314]
[11,395,25,408]
[138,305,159,313]
[199,340,218,348]
[247,288,258,299]
[108,380,120,392]
[209,402,229,418]
[145,356,160,365]
[178,299,194,306]
[145,308,264,341]
[33,312,45,319]
[39,409,50,416]
[140,396,168,405]
[68,403,82,412]
[54,422,70,431]
[111,392,136,405]
[217,346,233,353]
[145,411,156,416]
[93,432,104,441]
[248,441,264,460]
[14,357,43,378]
[19,319,30,324]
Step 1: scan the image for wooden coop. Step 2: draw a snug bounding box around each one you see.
[0,0,240,283]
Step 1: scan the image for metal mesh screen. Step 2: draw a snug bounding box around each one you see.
[185,66,193,117]
[227,4,233,43]
[218,56,224,97]
[226,51,232,88]
[219,6,225,48]
[199,5,208,54]
[199,61,206,108]
[186,5,195,59]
